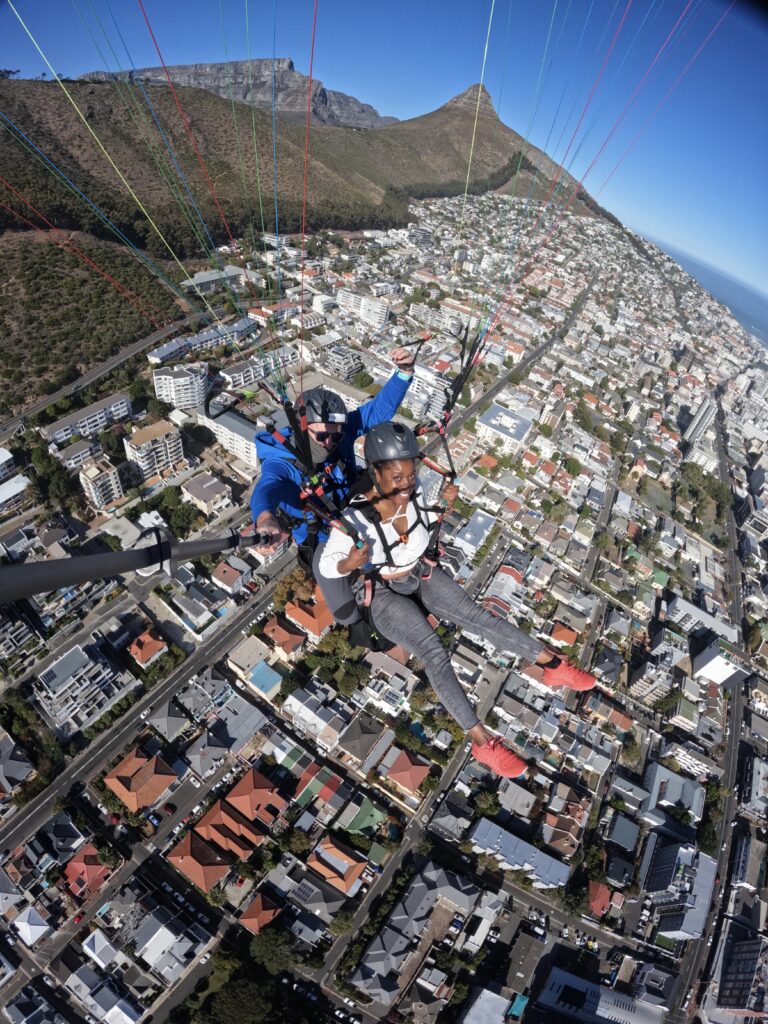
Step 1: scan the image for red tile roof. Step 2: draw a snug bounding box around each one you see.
[386,748,430,794]
[128,629,168,667]
[307,835,367,894]
[195,800,267,857]
[552,622,579,645]
[588,881,611,918]
[225,768,287,827]
[240,892,282,934]
[64,843,111,899]
[104,748,176,813]
[167,831,230,893]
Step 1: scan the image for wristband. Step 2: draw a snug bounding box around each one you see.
[397,369,414,380]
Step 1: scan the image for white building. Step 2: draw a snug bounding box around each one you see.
[537,967,663,1024]
[153,362,211,409]
[181,472,232,516]
[0,448,14,484]
[312,294,336,315]
[325,345,363,381]
[123,420,185,480]
[79,457,124,510]
[0,475,30,516]
[692,639,741,685]
[476,402,534,457]
[337,288,390,328]
[39,393,132,446]
[35,642,138,738]
[195,407,259,469]
[219,347,299,390]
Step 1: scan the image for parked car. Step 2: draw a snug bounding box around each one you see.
[190,777,202,789]
[200,953,211,965]
[73,914,83,924]
[163,802,176,815]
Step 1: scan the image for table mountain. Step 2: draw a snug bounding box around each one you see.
[80,58,399,129]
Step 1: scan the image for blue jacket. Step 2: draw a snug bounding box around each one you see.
[250,371,412,546]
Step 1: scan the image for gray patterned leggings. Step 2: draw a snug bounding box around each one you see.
[369,566,543,731]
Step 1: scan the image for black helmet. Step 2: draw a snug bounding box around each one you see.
[301,388,347,424]
[364,422,421,464]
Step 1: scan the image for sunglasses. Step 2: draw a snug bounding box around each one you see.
[312,430,343,442]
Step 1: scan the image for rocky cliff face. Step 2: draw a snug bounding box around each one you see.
[80,58,398,129]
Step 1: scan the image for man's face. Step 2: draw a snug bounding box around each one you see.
[307,422,344,451]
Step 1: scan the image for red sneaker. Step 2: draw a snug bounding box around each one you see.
[542,660,597,692]
[471,737,527,778]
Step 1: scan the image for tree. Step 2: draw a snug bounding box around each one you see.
[249,927,296,975]
[352,369,374,390]
[474,790,501,819]
[593,531,610,551]
[329,909,355,936]
[563,456,581,476]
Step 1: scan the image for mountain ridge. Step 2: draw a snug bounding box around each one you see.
[80,58,399,130]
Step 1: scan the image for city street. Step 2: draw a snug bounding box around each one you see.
[0,309,227,445]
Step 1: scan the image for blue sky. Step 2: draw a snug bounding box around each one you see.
[1,0,766,295]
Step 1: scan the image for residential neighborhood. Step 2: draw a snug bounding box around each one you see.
[0,192,766,1024]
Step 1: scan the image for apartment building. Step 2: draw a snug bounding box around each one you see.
[0,448,14,484]
[476,402,534,456]
[123,420,185,480]
[325,345,363,381]
[337,288,390,328]
[195,407,259,469]
[219,347,299,390]
[35,642,138,738]
[79,457,124,510]
[152,362,211,409]
[39,393,132,446]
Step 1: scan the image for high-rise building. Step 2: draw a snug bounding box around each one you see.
[337,289,390,328]
[123,420,185,480]
[79,457,124,510]
[683,396,716,445]
[152,362,211,409]
[0,448,15,484]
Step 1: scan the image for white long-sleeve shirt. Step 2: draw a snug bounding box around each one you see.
[318,483,437,579]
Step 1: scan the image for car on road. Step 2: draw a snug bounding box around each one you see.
[163,802,176,815]
[43,975,55,987]
[110,814,121,825]
[200,953,211,965]
[190,777,201,789]
[343,998,355,1007]
[162,882,173,892]
[191,804,202,816]
[5,933,16,945]
[561,926,569,940]
[140,708,150,719]
[73,914,83,924]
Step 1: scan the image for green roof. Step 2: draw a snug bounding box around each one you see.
[338,794,386,836]
[368,841,388,866]
[652,567,669,586]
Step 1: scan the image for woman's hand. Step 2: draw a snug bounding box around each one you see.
[442,483,459,510]
[338,541,370,574]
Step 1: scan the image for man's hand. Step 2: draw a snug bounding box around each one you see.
[254,512,289,555]
[338,541,370,574]
[390,347,416,375]
[442,483,459,511]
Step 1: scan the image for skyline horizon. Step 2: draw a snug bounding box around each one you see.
[1,0,766,296]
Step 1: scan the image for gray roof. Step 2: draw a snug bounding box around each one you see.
[608,813,640,853]
[0,730,34,793]
[478,402,533,443]
[147,699,188,741]
[351,863,479,1006]
[468,818,570,889]
[0,867,23,914]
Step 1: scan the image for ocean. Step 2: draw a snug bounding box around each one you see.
[647,238,768,347]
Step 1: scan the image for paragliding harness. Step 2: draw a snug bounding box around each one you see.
[256,322,487,648]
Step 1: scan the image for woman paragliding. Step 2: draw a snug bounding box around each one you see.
[318,422,597,778]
